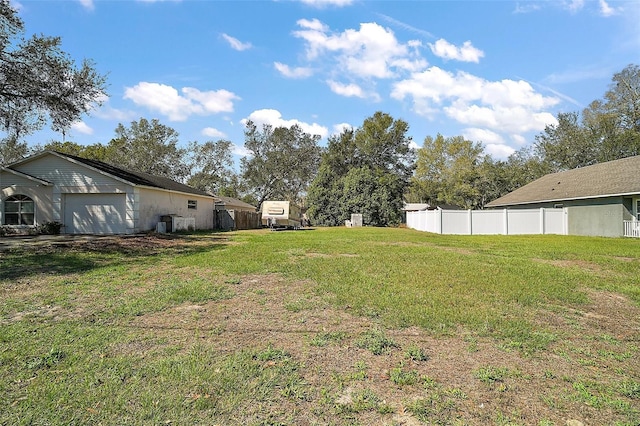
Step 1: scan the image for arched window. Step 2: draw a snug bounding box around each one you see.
[4,194,35,225]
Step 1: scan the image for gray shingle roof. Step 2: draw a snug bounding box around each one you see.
[214,195,257,210]
[486,155,640,207]
[53,151,214,198]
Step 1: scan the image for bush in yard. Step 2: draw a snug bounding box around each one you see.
[38,221,63,235]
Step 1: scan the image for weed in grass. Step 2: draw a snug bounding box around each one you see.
[465,336,479,353]
[284,298,313,313]
[281,379,309,401]
[422,376,439,390]
[350,361,368,381]
[598,349,633,362]
[406,392,458,424]
[335,388,385,414]
[569,379,636,418]
[473,366,511,384]
[224,278,242,285]
[309,331,347,347]
[619,380,640,399]
[499,327,557,356]
[538,420,554,426]
[355,329,398,355]
[389,364,420,386]
[404,343,429,361]
[444,388,467,399]
[255,344,291,362]
[495,411,524,426]
[26,348,65,370]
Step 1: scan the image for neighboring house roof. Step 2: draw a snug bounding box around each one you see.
[7,151,213,199]
[215,195,257,211]
[486,155,640,208]
[403,203,430,212]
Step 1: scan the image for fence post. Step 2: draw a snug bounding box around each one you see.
[468,209,473,235]
[540,208,545,235]
[503,209,509,235]
[438,208,443,234]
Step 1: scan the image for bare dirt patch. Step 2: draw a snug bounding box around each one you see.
[128,273,640,425]
[0,233,231,254]
[535,258,605,274]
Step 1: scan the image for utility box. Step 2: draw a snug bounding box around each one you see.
[160,214,196,232]
[350,214,363,227]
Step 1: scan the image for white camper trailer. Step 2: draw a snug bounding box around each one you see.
[261,201,302,229]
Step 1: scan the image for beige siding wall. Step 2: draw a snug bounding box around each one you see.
[1,171,54,225]
[5,153,214,234]
[138,187,214,231]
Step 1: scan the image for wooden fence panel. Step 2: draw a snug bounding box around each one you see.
[214,209,260,231]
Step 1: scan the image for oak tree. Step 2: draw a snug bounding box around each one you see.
[0,1,107,162]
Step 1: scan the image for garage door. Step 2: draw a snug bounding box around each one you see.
[64,194,127,234]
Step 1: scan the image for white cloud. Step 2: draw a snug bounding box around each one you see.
[459,129,516,159]
[232,143,252,157]
[298,0,353,8]
[222,33,252,51]
[92,95,137,121]
[71,121,93,135]
[78,0,94,10]
[201,127,226,138]
[293,19,427,79]
[462,128,503,145]
[326,80,365,98]
[242,109,328,138]
[326,80,381,101]
[565,0,585,13]
[485,143,516,159]
[332,122,353,135]
[274,62,314,79]
[123,82,239,121]
[429,39,484,63]
[513,3,541,14]
[598,0,619,17]
[510,134,527,146]
[391,66,559,138]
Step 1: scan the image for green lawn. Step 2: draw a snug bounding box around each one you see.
[1,227,639,425]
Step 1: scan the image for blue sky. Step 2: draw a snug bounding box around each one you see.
[13,0,640,161]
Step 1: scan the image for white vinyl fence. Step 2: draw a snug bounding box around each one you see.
[406,208,567,236]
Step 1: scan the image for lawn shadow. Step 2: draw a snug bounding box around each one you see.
[0,233,230,281]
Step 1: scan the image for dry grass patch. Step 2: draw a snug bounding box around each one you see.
[127,273,640,425]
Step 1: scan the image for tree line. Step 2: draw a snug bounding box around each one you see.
[1,2,638,226]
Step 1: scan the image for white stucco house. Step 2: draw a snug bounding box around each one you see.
[0,151,216,234]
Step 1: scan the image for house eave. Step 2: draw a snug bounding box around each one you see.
[136,184,215,200]
[1,166,53,186]
[487,191,640,208]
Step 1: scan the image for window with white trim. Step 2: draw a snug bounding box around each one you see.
[636,198,640,221]
[4,194,35,225]
[188,200,197,210]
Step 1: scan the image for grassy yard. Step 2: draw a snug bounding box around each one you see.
[1,227,639,425]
